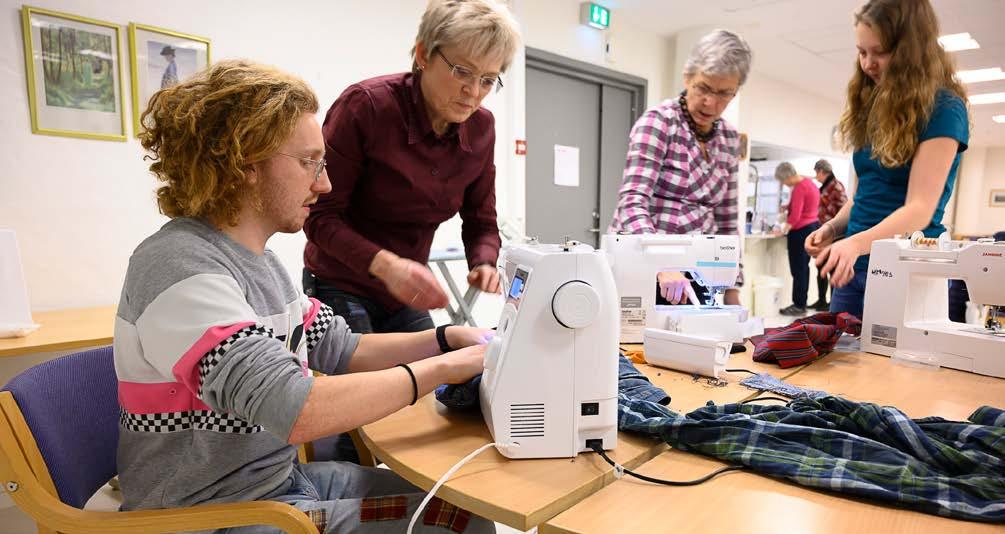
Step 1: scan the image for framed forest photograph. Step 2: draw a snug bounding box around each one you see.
[20,6,126,141]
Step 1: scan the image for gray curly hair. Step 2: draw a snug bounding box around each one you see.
[683,29,753,85]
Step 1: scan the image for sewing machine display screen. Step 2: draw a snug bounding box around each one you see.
[509,269,528,303]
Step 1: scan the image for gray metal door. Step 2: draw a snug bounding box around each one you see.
[526,67,601,246]
[599,85,634,234]
[524,49,645,248]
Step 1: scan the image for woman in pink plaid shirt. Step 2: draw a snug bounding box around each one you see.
[609,30,752,306]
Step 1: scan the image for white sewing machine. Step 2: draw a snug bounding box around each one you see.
[862,232,1005,378]
[479,241,619,459]
[600,233,747,343]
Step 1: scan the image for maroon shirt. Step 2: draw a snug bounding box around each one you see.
[304,72,501,311]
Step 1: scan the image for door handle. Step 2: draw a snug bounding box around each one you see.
[588,228,601,233]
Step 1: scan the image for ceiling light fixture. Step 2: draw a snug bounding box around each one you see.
[970,92,1005,105]
[938,32,980,52]
[993,115,1005,124]
[956,67,1005,84]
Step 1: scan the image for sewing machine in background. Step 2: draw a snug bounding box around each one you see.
[600,234,755,342]
[862,232,1005,378]
[479,241,619,459]
[600,233,762,378]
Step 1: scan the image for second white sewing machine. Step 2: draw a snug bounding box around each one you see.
[479,241,619,459]
[862,232,1005,378]
[600,233,750,343]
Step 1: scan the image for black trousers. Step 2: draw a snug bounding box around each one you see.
[816,270,830,304]
[787,222,820,309]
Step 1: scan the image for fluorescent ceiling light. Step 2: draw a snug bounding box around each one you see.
[956,67,1005,84]
[938,32,980,52]
[970,92,1005,105]
[994,115,1005,124]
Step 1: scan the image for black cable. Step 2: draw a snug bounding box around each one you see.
[741,396,791,405]
[589,442,745,486]
[725,368,757,375]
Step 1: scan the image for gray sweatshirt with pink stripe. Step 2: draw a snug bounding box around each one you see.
[114,217,359,510]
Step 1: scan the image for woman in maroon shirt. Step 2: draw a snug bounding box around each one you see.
[304,0,520,338]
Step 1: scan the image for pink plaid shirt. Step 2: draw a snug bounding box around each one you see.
[609,98,744,284]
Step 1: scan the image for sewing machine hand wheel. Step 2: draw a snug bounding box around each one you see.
[551,281,601,329]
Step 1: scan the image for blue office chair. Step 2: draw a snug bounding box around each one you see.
[0,345,317,533]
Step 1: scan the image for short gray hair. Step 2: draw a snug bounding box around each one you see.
[683,29,753,85]
[411,0,522,74]
[774,162,797,181]
[813,159,833,174]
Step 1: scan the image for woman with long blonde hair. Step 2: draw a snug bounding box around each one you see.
[805,0,969,318]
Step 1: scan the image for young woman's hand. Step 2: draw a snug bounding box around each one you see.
[805,222,836,257]
[817,235,869,288]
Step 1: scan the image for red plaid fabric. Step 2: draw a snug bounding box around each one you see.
[359,495,407,523]
[751,312,862,368]
[818,176,848,224]
[423,497,472,533]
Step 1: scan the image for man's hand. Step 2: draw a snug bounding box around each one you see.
[446,326,494,350]
[438,344,487,384]
[467,264,501,293]
[370,250,449,309]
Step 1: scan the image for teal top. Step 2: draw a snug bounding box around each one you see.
[847,89,969,272]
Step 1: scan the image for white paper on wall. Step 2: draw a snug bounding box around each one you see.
[553,144,580,187]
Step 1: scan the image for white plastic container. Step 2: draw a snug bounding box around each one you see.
[753,276,784,319]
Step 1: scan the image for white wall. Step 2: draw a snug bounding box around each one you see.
[1,0,677,325]
[739,71,845,158]
[953,146,1005,236]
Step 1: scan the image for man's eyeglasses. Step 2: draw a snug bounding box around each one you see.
[277,152,327,181]
[436,50,504,94]
[691,82,737,102]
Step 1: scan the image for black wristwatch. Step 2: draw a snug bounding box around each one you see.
[435,324,453,353]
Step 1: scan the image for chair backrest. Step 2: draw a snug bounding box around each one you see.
[1,345,119,508]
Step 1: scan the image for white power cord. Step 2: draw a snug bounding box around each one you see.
[406,441,518,534]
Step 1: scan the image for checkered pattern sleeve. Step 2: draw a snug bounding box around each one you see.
[301,296,361,375]
[609,109,672,234]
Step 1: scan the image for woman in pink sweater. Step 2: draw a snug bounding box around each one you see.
[776,162,821,315]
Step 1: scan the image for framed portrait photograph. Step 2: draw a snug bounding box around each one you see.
[128,23,210,136]
[20,6,127,141]
[991,189,1005,208]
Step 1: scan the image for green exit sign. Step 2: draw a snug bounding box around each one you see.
[580,2,610,30]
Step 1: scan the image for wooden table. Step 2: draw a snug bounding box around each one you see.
[540,447,1003,534]
[631,342,805,413]
[357,345,803,530]
[542,351,1005,533]
[0,306,116,357]
[778,350,1005,420]
[358,393,665,531]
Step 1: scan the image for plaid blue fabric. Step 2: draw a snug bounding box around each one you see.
[435,354,669,409]
[618,395,1005,522]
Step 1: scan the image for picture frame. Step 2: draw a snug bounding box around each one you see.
[991,189,1005,208]
[128,23,210,136]
[20,6,127,141]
